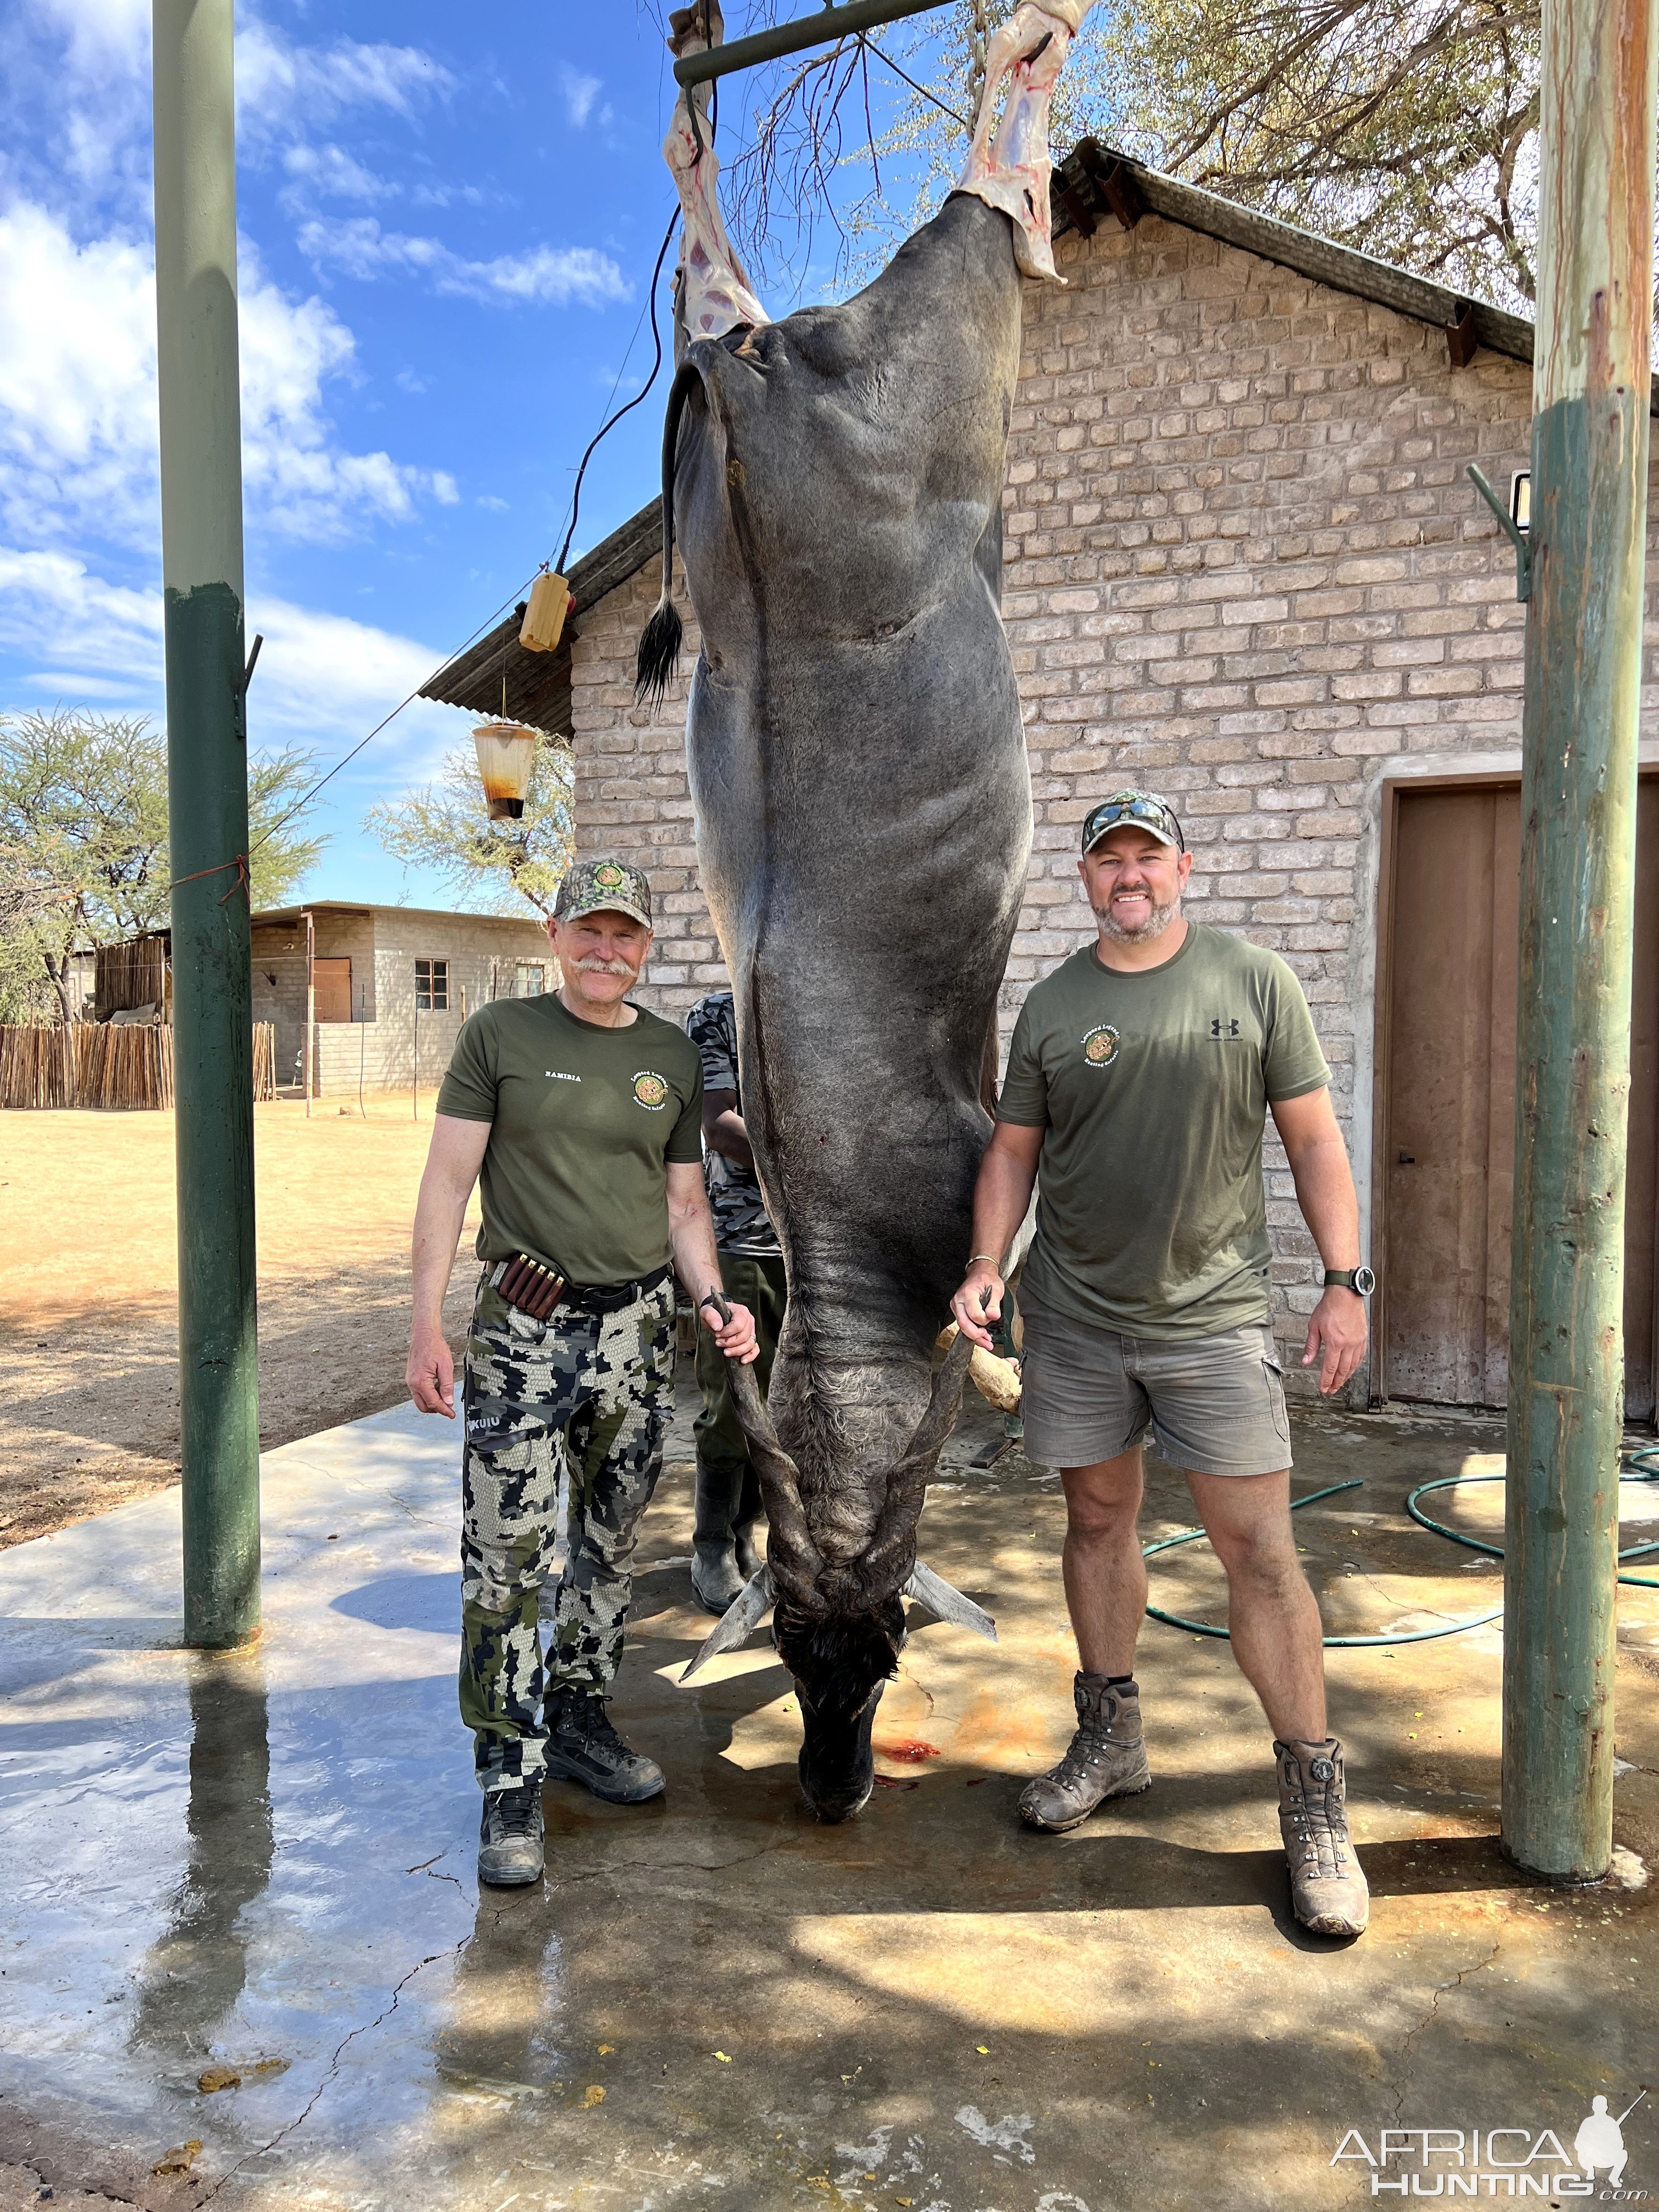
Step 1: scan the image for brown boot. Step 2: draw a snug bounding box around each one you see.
[1275,1737,1369,1936]
[1019,1674,1151,1832]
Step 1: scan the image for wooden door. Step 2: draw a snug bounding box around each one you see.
[313,957,352,1023]
[1383,778,1658,1418]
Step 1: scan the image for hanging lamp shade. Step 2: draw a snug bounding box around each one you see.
[520,571,573,653]
[473,721,538,819]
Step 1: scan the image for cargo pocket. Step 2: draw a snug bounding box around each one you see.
[1261,1335,1290,1445]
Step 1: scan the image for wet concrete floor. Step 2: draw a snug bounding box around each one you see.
[1,1366,1656,2211]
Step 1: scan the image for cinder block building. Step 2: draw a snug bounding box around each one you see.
[249,902,552,1096]
[424,144,1659,1419]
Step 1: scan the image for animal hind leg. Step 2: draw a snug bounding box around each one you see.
[955,0,1093,281]
[663,2,769,343]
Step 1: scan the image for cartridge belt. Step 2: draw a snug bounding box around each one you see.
[488,1254,672,1321]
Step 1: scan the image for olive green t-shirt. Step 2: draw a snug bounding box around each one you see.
[997,925,1330,1339]
[436,994,703,1292]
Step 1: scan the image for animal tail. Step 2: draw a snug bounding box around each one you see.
[634,359,702,709]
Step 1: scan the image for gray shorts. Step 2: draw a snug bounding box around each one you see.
[1020,1302,1292,1477]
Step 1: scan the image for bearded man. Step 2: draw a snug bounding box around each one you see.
[408,857,757,1888]
[951,789,1374,1937]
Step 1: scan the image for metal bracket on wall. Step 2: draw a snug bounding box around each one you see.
[1467,465,1532,602]
[233,631,263,743]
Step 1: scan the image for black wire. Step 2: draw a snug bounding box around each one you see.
[556,205,681,575]
[862,33,972,129]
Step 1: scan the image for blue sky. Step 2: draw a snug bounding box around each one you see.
[0,0,955,910]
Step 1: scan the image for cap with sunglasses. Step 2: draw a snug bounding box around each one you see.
[1080,789,1186,856]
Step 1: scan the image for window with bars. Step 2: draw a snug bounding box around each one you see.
[516,962,546,998]
[414,957,449,1011]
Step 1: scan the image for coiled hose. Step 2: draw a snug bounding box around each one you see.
[1142,1444,1659,1646]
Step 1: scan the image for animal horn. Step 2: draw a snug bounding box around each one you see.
[703,1290,826,1604]
[854,1320,979,1596]
[680,1565,775,1681]
[903,1560,997,1641]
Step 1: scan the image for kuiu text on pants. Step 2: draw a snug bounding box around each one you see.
[459,1276,675,1791]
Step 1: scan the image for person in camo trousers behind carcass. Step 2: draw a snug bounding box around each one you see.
[684,990,788,1617]
[406,857,758,1888]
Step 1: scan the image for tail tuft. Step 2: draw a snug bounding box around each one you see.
[634,596,682,709]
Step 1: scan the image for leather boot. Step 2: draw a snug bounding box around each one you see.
[544,1688,665,1804]
[477,1780,544,1885]
[1019,1674,1152,1832]
[692,1459,748,1613]
[1275,1736,1369,1936]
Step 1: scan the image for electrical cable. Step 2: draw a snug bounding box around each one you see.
[555,205,681,574]
[1142,1452,1659,1646]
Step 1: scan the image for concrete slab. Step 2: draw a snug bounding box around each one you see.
[1,1372,1656,2211]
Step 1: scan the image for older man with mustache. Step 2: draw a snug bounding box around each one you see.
[408,857,757,1886]
[951,791,1373,1937]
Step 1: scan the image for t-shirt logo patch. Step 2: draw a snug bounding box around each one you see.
[631,1070,668,1110]
[1210,1017,1241,1038]
[1081,1023,1120,1068]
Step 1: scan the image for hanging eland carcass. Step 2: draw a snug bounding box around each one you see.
[641,0,1092,1820]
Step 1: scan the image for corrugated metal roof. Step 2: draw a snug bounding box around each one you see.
[418,141,1590,725]
[419,501,662,736]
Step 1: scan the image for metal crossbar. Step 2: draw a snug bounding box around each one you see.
[673,0,952,86]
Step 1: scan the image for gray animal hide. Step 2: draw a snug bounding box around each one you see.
[654,192,1032,1615]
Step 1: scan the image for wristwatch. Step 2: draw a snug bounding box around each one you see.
[1324,1266,1376,1295]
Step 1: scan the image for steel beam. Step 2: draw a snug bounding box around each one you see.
[673,0,950,86]
[1502,0,1657,1877]
[154,0,261,1647]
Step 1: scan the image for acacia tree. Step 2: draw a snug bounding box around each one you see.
[715,0,1542,312]
[364,735,575,918]
[0,708,326,1032]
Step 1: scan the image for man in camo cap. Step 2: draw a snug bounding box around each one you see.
[408,854,758,1887]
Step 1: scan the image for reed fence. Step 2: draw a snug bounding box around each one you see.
[0,1022,275,1110]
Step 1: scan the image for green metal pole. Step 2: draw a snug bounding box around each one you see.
[672,0,949,86]
[1502,0,1656,1877]
[154,0,260,1646]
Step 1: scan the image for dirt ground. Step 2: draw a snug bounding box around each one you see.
[0,1095,481,1548]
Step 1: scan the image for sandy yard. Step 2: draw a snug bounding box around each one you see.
[0,1096,481,1547]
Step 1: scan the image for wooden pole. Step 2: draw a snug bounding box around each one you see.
[1502,0,1657,1880]
[155,0,259,1646]
[303,908,314,1116]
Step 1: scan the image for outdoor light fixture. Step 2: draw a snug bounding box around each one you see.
[473,721,538,819]
[1510,470,1531,533]
[520,570,573,654]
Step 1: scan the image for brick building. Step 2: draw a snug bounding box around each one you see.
[425,146,1659,1418]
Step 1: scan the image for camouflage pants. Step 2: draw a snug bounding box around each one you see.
[459,1276,676,1791]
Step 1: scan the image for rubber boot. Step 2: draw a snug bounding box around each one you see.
[1019,1674,1152,1832]
[544,1687,665,1804]
[691,1458,748,1614]
[1275,1736,1369,1936]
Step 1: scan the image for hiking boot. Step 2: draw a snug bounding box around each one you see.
[1276,1736,1369,1937]
[1019,1674,1152,1832]
[477,1779,545,1886]
[544,1688,665,1804]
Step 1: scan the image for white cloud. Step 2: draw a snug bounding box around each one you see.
[560,65,602,128]
[279,142,393,211]
[0,199,457,548]
[235,21,454,139]
[298,216,630,308]
[0,543,462,768]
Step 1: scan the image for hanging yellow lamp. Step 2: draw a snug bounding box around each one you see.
[473,722,538,819]
[520,571,573,653]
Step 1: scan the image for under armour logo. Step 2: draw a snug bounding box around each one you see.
[1210,1017,1240,1038]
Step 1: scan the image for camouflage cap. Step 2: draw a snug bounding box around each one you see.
[1080,788,1186,855]
[553,856,653,929]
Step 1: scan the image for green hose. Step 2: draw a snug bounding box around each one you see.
[1142,1447,1659,1646]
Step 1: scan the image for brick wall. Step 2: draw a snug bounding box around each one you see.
[563,208,1659,1391]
